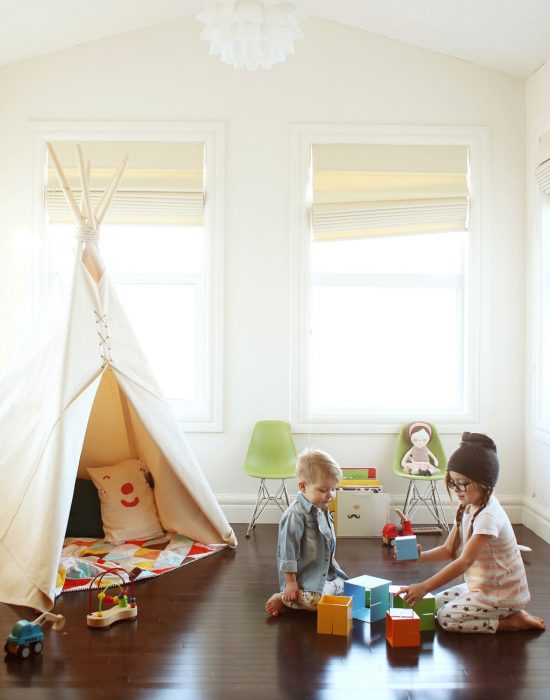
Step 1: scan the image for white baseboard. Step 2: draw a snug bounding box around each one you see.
[522,495,550,543]
[218,492,527,529]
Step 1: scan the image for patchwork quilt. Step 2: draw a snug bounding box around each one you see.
[56,533,227,595]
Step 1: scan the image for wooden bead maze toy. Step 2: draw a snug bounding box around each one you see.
[87,567,138,629]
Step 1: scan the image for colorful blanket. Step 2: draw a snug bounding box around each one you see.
[56,533,227,595]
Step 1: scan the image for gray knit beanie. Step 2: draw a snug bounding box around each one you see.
[446,432,499,487]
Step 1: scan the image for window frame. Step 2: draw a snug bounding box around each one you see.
[28,120,225,432]
[290,124,486,434]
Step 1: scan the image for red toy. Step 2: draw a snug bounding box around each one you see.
[382,509,414,545]
[386,608,420,647]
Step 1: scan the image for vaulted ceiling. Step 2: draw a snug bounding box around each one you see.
[1,0,549,78]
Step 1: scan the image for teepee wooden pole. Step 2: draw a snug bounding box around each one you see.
[78,161,91,211]
[46,143,85,230]
[76,146,96,233]
[95,154,128,227]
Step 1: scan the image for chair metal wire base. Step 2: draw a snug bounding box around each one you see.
[402,479,450,534]
[246,478,290,538]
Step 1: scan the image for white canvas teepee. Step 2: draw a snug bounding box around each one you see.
[0,144,237,612]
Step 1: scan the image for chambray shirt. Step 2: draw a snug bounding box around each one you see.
[277,492,348,594]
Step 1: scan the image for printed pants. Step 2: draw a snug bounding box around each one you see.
[436,583,520,633]
[282,576,346,611]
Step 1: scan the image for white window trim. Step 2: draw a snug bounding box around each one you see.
[27,120,224,433]
[290,124,487,434]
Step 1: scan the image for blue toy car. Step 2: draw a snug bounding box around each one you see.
[4,613,65,658]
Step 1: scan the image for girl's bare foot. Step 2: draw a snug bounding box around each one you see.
[498,610,545,632]
[265,593,285,617]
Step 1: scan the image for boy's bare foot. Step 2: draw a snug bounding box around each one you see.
[498,610,545,632]
[265,593,285,617]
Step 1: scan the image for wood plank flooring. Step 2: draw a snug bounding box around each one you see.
[1,523,549,699]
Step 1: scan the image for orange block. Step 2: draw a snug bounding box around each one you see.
[317,595,353,636]
[386,608,420,647]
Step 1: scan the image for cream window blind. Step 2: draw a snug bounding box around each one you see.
[536,131,550,194]
[45,141,205,225]
[311,143,469,241]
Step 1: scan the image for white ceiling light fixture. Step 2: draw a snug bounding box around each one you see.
[197,0,304,71]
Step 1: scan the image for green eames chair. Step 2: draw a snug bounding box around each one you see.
[392,421,450,533]
[244,420,297,538]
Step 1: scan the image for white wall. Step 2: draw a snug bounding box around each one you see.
[525,59,550,539]
[0,16,526,522]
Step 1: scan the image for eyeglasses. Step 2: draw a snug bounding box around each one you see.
[447,478,472,493]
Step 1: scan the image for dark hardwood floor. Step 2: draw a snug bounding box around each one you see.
[1,523,549,699]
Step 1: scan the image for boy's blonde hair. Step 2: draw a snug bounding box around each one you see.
[296,448,342,484]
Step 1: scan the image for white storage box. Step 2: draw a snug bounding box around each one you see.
[334,490,390,537]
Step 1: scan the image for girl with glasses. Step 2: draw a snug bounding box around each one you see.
[397,432,544,633]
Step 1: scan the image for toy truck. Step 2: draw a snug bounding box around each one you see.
[382,508,415,545]
[4,612,65,658]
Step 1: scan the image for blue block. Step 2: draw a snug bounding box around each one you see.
[351,601,382,622]
[344,574,391,622]
[395,535,418,561]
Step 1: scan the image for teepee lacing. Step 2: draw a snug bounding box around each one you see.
[94,310,112,367]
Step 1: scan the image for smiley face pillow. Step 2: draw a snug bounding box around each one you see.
[87,459,163,544]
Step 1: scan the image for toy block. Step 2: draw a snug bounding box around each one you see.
[395,535,418,561]
[418,612,436,632]
[344,574,391,623]
[386,608,420,647]
[414,593,436,631]
[317,595,353,636]
[389,586,435,631]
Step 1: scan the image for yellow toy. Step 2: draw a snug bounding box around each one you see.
[317,595,353,636]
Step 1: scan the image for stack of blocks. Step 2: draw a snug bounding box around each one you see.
[389,585,436,631]
[343,575,391,622]
[386,608,421,647]
[317,595,353,636]
[394,535,418,561]
[315,575,435,642]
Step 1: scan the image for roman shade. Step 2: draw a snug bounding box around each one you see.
[46,141,205,226]
[536,131,550,194]
[311,143,470,241]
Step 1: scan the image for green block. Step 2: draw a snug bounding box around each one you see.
[365,590,371,607]
[389,585,408,609]
[414,594,436,615]
[389,586,435,617]
[392,594,407,608]
[420,613,436,631]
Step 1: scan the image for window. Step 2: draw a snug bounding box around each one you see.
[291,126,483,432]
[47,222,205,415]
[310,231,467,416]
[33,124,224,431]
